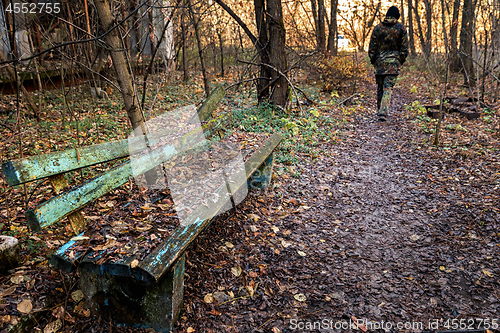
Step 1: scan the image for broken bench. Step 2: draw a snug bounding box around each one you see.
[1,86,282,332]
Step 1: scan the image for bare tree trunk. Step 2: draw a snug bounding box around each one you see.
[326,0,338,55]
[440,0,449,53]
[255,0,271,102]
[413,0,429,57]
[423,0,432,55]
[449,0,461,70]
[94,0,144,130]
[400,0,405,26]
[317,0,326,51]
[0,51,40,120]
[181,3,188,81]
[408,0,416,55]
[310,0,319,47]
[218,30,225,77]
[459,0,475,86]
[267,0,288,106]
[187,0,210,96]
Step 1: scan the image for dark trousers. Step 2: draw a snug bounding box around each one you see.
[376,75,398,116]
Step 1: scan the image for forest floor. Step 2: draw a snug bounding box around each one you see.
[0,58,499,333]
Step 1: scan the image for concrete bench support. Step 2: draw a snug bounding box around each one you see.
[79,253,185,332]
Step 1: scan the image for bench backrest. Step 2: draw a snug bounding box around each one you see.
[1,86,226,234]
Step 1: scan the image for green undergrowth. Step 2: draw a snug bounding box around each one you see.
[231,101,341,168]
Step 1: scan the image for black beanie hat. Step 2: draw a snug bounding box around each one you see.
[386,6,400,19]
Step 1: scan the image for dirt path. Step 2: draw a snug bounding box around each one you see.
[178,85,499,332]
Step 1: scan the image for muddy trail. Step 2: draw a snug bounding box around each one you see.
[174,84,500,333]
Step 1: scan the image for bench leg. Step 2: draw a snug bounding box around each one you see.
[79,253,185,332]
[248,152,274,189]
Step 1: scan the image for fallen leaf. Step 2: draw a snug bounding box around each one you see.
[26,278,35,290]
[17,299,32,314]
[231,266,242,277]
[352,316,367,332]
[136,225,152,232]
[297,250,306,257]
[0,315,10,324]
[246,281,258,298]
[410,234,420,241]
[52,306,64,319]
[271,226,279,233]
[439,266,445,271]
[70,236,89,241]
[130,259,140,268]
[44,319,62,333]
[247,214,260,222]
[225,242,234,249]
[203,293,214,304]
[248,271,259,278]
[71,290,84,303]
[92,239,118,251]
[10,275,24,284]
[294,293,307,302]
[281,240,292,248]
[187,328,195,333]
[483,269,494,277]
[1,286,16,297]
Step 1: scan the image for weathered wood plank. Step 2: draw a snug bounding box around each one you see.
[2,140,131,186]
[137,133,282,284]
[26,126,209,231]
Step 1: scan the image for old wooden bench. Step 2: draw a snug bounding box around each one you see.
[1,86,282,332]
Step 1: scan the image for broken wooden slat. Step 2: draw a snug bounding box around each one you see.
[137,133,282,284]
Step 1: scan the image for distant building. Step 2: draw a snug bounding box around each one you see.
[337,34,349,50]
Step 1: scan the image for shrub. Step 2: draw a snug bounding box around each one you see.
[307,52,365,94]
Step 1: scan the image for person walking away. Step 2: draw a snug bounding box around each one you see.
[368,6,409,122]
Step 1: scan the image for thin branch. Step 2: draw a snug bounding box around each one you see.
[459,50,500,83]
[238,59,305,114]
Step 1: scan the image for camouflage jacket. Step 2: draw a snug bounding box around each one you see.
[368,17,409,75]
